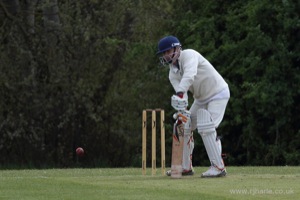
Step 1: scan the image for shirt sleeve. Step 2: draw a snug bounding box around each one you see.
[169,68,180,91]
[169,67,189,101]
[177,52,198,93]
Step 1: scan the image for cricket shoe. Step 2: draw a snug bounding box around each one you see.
[166,169,194,176]
[201,166,227,178]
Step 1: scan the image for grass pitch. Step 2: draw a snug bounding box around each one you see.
[0,166,299,200]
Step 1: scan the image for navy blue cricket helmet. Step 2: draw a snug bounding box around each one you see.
[157,36,181,54]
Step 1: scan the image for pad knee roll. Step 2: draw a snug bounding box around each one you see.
[197,109,215,134]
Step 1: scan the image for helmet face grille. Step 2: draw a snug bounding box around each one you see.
[159,50,180,66]
[157,36,181,54]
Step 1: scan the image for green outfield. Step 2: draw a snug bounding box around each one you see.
[0,166,299,200]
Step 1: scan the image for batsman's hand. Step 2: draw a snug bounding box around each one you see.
[173,110,191,124]
[171,93,188,111]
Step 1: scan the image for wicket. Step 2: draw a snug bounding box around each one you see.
[142,109,165,175]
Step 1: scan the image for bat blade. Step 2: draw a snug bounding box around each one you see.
[171,121,184,178]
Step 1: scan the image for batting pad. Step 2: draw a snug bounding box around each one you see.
[197,109,215,132]
[182,133,194,170]
[197,109,224,169]
[181,117,193,170]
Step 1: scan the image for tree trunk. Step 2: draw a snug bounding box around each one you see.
[24,0,38,34]
[42,0,60,32]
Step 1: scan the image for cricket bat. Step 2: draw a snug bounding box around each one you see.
[171,119,184,178]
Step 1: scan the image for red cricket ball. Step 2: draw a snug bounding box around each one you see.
[76,147,84,157]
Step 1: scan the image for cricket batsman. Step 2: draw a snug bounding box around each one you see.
[157,36,230,177]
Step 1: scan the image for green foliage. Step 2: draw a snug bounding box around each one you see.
[171,0,300,166]
[0,0,299,168]
[0,0,172,168]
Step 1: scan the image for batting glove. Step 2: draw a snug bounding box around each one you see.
[171,93,188,111]
[173,110,191,124]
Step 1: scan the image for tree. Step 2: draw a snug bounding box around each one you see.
[170,0,300,165]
